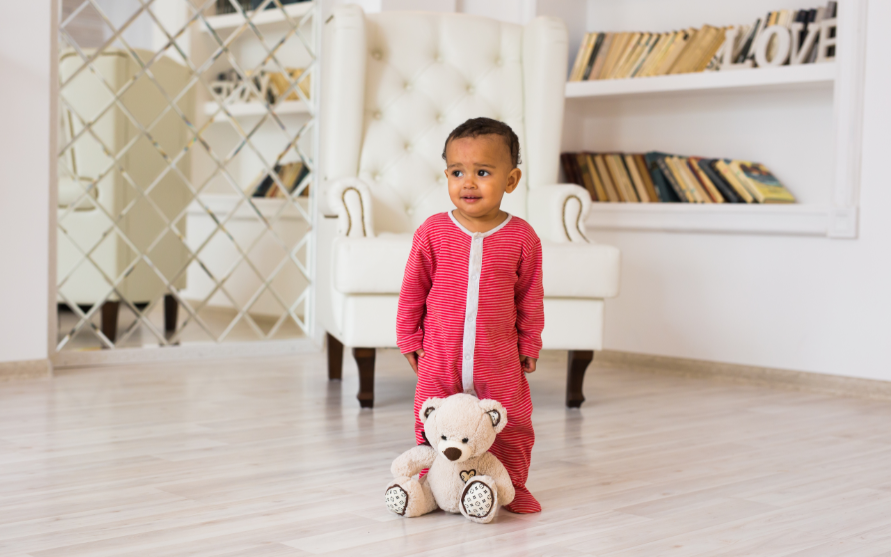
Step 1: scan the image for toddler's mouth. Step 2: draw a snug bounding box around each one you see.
[461,195,481,203]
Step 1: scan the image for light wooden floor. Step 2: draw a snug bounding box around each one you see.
[2,350,891,556]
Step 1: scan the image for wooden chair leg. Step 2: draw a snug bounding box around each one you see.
[567,350,594,408]
[327,333,343,381]
[353,347,376,409]
[101,301,120,344]
[164,294,178,333]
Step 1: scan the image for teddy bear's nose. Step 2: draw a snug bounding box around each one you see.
[443,447,462,461]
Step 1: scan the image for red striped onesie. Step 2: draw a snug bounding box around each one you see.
[396,211,544,514]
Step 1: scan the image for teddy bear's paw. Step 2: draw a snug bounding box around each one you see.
[385,484,408,516]
[461,478,496,522]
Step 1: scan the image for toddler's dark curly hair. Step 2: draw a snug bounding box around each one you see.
[442,117,521,168]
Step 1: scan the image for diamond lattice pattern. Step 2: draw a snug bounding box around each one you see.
[57,0,316,350]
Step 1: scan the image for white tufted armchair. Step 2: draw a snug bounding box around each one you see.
[318,6,621,408]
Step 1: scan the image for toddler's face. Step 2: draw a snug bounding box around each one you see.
[444,135,521,220]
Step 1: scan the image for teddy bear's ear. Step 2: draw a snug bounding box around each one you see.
[420,398,444,424]
[478,399,508,434]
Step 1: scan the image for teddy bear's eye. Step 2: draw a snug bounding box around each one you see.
[441,435,447,440]
[462,438,469,444]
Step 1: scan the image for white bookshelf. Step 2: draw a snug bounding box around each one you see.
[544,0,867,238]
[585,203,830,235]
[193,1,317,195]
[189,193,309,220]
[566,63,836,100]
[188,2,319,321]
[203,100,309,121]
[200,2,315,33]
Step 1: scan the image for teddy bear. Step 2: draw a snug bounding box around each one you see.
[384,393,515,524]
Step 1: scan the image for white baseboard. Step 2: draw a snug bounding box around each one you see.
[594,350,891,401]
[0,358,52,381]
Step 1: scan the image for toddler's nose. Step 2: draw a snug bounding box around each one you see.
[443,447,462,461]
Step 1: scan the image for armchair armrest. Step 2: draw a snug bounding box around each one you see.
[527,184,591,243]
[326,178,375,238]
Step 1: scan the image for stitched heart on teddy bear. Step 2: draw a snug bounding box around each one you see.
[460,469,476,483]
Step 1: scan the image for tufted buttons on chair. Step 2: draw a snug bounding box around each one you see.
[354,12,531,231]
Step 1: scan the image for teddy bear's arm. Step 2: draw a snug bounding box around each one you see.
[391,445,437,478]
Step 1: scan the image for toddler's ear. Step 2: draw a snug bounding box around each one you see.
[420,398,444,424]
[478,399,508,434]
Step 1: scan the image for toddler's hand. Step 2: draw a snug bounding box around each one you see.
[404,349,425,375]
[521,355,537,373]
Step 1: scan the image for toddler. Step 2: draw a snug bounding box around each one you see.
[396,117,544,514]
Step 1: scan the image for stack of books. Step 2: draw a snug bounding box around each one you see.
[569,2,837,81]
[246,162,310,198]
[561,152,796,204]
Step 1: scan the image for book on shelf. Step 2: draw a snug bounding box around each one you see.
[567,1,837,82]
[593,154,620,202]
[624,154,652,202]
[643,152,681,202]
[560,151,795,204]
[697,159,741,203]
[246,162,310,199]
[728,160,797,203]
[713,160,754,203]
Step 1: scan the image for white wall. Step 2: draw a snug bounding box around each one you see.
[588,0,891,381]
[340,0,457,13]
[0,1,51,364]
[457,0,533,24]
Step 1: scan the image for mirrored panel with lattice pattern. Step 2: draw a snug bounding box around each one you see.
[57,0,317,350]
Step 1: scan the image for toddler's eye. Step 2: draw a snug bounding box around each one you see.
[441,435,447,440]
[462,438,469,444]
[477,170,489,177]
[451,170,463,178]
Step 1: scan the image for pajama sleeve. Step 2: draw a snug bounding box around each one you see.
[516,234,544,359]
[396,225,434,354]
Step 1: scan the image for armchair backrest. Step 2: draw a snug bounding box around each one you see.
[322,6,568,234]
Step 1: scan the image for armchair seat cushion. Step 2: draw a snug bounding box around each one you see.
[332,233,620,299]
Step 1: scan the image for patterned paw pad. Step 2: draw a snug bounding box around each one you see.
[385,485,408,515]
[462,480,494,518]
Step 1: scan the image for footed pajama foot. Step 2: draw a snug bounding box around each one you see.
[460,474,498,524]
[503,484,541,514]
[385,476,438,518]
